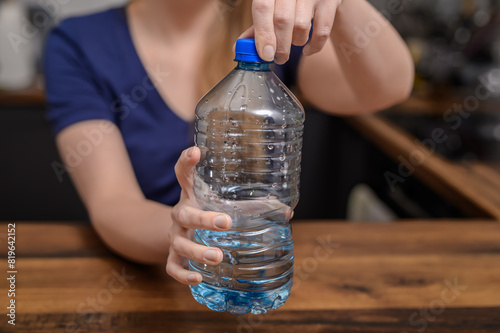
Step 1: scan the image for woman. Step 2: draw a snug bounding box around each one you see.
[44,0,413,285]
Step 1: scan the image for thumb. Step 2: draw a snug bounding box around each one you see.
[174,146,200,196]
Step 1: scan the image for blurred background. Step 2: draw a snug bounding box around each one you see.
[1,0,500,222]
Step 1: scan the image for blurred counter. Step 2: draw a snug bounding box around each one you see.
[349,93,500,220]
[0,87,45,108]
[2,88,500,219]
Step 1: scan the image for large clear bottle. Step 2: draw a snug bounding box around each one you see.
[189,38,305,315]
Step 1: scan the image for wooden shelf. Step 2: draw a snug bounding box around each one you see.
[348,113,500,219]
[386,93,500,115]
[0,87,45,108]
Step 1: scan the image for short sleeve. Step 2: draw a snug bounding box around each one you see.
[43,23,116,134]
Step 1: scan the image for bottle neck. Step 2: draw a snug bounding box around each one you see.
[236,61,271,71]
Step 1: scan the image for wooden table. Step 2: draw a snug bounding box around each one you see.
[1,221,499,332]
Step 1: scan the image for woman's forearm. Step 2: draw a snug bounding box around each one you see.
[88,197,173,265]
[55,121,171,265]
[331,0,414,109]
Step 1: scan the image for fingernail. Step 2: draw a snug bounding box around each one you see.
[263,45,275,61]
[214,215,229,230]
[187,273,200,283]
[204,249,221,263]
[186,147,194,157]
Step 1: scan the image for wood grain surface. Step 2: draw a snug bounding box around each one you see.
[1,221,499,332]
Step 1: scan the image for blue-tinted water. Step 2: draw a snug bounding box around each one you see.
[189,277,293,315]
[190,59,304,314]
[189,217,294,315]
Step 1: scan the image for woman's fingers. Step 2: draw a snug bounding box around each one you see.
[167,228,224,284]
[251,0,339,63]
[303,2,337,56]
[171,204,232,231]
[292,0,314,46]
[252,0,277,61]
[172,235,223,265]
[174,147,200,198]
[273,0,296,64]
[166,251,202,285]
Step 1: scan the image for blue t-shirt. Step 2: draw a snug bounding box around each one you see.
[44,7,302,206]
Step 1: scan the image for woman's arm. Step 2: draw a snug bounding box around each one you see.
[298,0,414,114]
[246,0,414,114]
[56,120,172,264]
[56,120,232,284]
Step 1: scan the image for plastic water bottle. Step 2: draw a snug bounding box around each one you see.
[189,38,305,315]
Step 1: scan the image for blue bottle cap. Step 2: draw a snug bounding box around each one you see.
[234,38,273,63]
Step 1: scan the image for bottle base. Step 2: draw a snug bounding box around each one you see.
[189,279,292,315]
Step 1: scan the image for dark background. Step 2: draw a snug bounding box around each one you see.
[2,0,500,221]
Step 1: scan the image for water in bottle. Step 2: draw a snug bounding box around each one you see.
[189,38,305,315]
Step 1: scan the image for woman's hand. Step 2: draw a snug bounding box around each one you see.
[166,147,233,285]
[240,0,343,64]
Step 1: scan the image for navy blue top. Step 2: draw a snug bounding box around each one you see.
[44,7,302,206]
